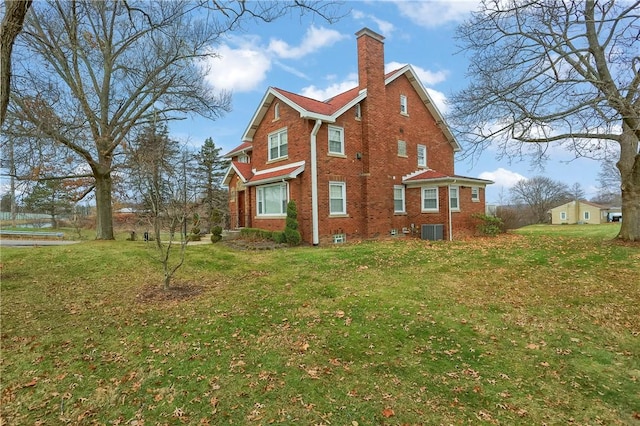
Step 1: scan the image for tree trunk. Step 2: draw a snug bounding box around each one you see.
[616,125,640,242]
[94,170,115,240]
[0,0,32,126]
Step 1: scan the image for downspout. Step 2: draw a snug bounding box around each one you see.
[448,179,457,241]
[310,119,322,245]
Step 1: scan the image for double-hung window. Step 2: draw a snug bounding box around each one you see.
[449,186,460,211]
[328,126,344,155]
[400,94,408,115]
[422,187,439,212]
[417,144,427,168]
[394,185,405,213]
[471,187,479,201]
[257,183,288,216]
[329,182,346,215]
[560,211,567,220]
[268,128,288,161]
[584,211,590,220]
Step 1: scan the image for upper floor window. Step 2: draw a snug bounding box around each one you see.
[422,187,439,212]
[268,128,288,161]
[417,144,427,168]
[238,154,250,163]
[274,103,280,120]
[355,103,361,120]
[397,140,407,157]
[329,181,346,215]
[400,94,408,115]
[328,126,344,155]
[394,185,405,213]
[471,186,479,201]
[449,186,460,211]
[257,182,288,216]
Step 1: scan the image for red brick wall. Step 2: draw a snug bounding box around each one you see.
[226,32,489,244]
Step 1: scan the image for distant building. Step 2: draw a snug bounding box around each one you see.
[549,200,619,224]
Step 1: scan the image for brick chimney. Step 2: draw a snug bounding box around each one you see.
[356,28,385,93]
[355,28,391,238]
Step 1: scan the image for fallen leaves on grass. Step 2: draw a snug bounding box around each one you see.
[136,283,203,303]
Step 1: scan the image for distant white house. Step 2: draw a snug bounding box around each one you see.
[549,200,619,224]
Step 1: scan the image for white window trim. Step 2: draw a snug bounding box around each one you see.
[449,186,460,212]
[422,187,439,212]
[560,211,567,220]
[394,185,406,213]
[328,125,345,155]
[274,103,280,120]
[417,144,427,168]
[329,181,347,215]
[257,182,288,217]
[400,94,408,115]
[584,211,590,220]
[471,186,479,202]
[268,128,288,161]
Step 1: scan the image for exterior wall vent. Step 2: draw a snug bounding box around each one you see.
[421,224,444,241]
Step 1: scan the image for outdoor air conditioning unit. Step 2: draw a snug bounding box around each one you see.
[421,224,444,241]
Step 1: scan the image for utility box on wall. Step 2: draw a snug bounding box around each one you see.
[421,224,444,241]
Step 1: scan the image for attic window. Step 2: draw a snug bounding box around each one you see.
[238,154,249,163]
[400,95,408,115]
[274,103,280,120]
[417,144,427,167]
[355,103,361,120]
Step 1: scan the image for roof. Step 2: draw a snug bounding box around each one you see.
[241,66,461,152]
[225,141,252,158]
[246,161,306,186]
[550,200,610,211]
[222,161,306,187]
[403,169,493,186]
[222,161,253,185]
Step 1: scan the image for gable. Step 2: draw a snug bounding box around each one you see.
[241,66,460,152]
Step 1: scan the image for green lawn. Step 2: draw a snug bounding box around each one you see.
[1,224,638,424]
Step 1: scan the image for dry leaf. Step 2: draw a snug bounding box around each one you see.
[382,408,394,418]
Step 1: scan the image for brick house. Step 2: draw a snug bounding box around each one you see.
[223,28,492,245]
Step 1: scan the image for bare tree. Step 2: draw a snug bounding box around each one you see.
[0,0,32,125]
[510,176,570,224]
[4,0,344,240]
[450,0,640,241]
[128,123,194,290]
[569,182,586,201]
[594,158,623,205]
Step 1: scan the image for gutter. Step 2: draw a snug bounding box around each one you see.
[310,119,322,245]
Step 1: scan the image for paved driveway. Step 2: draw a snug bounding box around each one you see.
[0,239,81,247]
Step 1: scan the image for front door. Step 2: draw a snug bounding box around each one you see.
[237,190,245,228]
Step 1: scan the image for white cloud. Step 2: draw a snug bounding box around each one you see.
[426,88,449,114]
[300,73,359,100]
[479,168,527,188]
[386,62,448,85]
[201,37,271,93]
[267,25,346,59]
[352,9,395,37]
[201,27,347,93]
[394,1,478,28]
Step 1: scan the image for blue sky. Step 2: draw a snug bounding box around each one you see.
[171,1,601,204]
[0,1,602,205]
